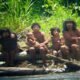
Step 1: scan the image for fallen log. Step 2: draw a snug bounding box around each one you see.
[0,66,67,76]
[0,54,80,76]
[25,54,80,69]
[46,54,80,71]
[0,67,48,76]
[0,51,80,72]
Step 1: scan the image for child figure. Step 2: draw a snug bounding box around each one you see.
[63,19,80,60]
[27,32,36,47]
[0,28,18,66]
[26,23,48,66]
[50,27,70,59]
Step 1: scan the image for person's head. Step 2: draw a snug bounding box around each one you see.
[50,27,60,37]
[26,32,34,39]
[2,28,11,38]
[31,23,41,32]
[63,19,77,32]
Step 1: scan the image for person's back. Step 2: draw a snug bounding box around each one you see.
[2,33,17,52]
[0,28,18,66]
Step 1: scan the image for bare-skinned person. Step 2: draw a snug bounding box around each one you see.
[63,19,80,60]
[50,27,70,59]
[26,23,48,66]
[26,32,40,50]
[0,28,18,66]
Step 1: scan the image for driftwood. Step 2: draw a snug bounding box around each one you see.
[25,54,80,69]
[0,67,48,76]
[0,51,80,69]
[46,54,78,65]
[0,66,67,76]
[0,55,80,76]
[0,53,80,76]
[46,54,80,71]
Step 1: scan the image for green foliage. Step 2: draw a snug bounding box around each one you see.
[0,0,34,32]
[0,0,80,34]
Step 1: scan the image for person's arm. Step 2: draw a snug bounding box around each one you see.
[41,32,49,45]
[11,33,17,41]
[76,29,80,40]
[28,38,40,47]
[63,31,79,43]
[70,30,80,42]
[28,38,36,45]
[60,37,65,45]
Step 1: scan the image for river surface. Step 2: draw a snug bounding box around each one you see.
[0,72,80,80]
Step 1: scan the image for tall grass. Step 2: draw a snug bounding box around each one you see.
[0,0,34,32]
[0,0,80,34]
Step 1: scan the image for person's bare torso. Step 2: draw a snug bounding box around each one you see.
[51,37,61,50]
[33,32,45,43]
[64,30,80,46]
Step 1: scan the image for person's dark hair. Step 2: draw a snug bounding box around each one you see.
[0,29,3,37]
[50,27,60,36]
[31,23,41,29]
[1,28,11,38]
[4,28,11,34]
[63,19,77,32]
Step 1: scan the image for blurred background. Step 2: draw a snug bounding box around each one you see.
[0,0,80,33]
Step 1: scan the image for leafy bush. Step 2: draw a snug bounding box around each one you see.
[0,0,80,34]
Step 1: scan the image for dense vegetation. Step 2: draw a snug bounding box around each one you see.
[0,0,80,33]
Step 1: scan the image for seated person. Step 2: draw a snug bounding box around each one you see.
[63,19,80,60]
[0,28,18,66]
[26,32,39,48]
[50,27,70,59]
[26,23,48,66]
[0,29,2,51]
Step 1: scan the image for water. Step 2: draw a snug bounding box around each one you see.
[0,72,80,80]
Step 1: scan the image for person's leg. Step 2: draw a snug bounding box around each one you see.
[9,51,15,66]
[52,50,60,65]
[6,52,9,66]
[29,47,36,62]
[52,50,57,56]
[60,45,70,59]
[2,51,9,66]
[57,50,63,58]
[9,47,19,66]
[39,47,47,65]
[71,44,80,60]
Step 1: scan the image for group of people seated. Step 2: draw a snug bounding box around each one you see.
[0,19,80,66]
